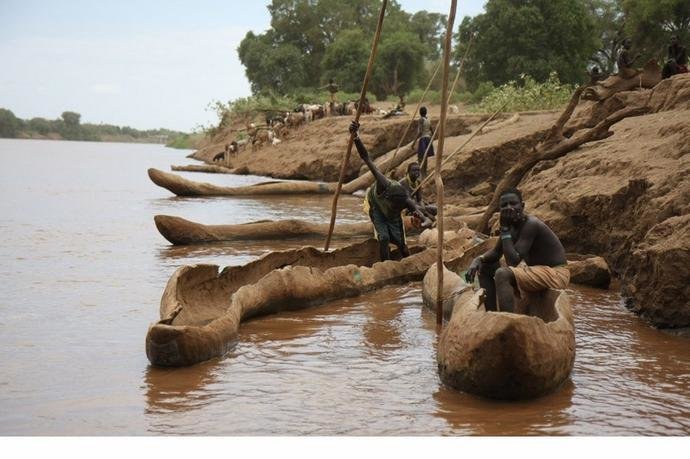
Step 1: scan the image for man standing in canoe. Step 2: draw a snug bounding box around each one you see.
[465,188,569,313]
[350,121,432,261]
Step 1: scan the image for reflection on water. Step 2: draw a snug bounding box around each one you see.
[1,139,689,435]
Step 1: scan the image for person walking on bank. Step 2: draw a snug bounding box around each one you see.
[412,106,434,176]
[350,121,432,261]
[464,188,570,313]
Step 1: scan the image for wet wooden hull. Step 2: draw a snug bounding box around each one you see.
[148,168,336,197]
[171,164,235,174]
[153,215,374,244]
[146,238,477,367]
[153,214,468,245]
[435,284,575,400]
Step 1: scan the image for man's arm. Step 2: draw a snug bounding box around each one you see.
[351,122,388,190]
[404,196,432,228]
[465,239,502,282]
[501,219,538,266]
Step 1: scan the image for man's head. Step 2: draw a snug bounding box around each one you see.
[407,162,421,181]
[623,38,632,49]
[591,66,600,74]
[419,106,427,117]
[386,183,411,213]
[499,187,525,225]
[671,35,679,46]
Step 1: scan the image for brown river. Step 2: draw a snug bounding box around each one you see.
[0,138,688,436]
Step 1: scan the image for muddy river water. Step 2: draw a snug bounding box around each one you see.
[0,139,688,435]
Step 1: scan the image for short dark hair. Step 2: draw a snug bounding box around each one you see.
[419,106,427,116]
[500,187,523,202]
[407,162,419,172]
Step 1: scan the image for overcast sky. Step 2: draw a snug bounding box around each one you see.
[0,1,487,132]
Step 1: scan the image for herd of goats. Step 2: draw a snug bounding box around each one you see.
[213,99,385,161]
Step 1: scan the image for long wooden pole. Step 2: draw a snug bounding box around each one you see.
[436,0,457,326]
[380,61,441,173]
[324,0,388,251]
[418,35,474,175]
[414,102,507,193]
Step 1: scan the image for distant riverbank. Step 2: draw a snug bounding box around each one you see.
[0,107,196,146]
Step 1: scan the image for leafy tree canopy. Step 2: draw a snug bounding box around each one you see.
[238,0,445,99]
[455,0,599,89]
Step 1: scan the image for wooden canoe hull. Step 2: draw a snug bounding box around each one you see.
[436,287,575,400]
[171,164,235,174]
[146,238,476,367]
[148,168,336,197]
[153,214,469,245]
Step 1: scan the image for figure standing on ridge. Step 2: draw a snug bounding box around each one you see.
[412,106,434,176]
[322,79,339,115]
[662,35,688,79]
[617,38,640,78]
[350,121,432,261]
[465,188,570,314]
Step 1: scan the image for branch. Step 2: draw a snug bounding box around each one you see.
[476,104,649,234]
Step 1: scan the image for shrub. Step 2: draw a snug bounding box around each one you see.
[472,72,574,113]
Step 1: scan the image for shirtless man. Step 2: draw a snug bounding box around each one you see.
[465,188,569,313]
[662,35,688,79]
[350,121,432,261]
[398,162,437,219]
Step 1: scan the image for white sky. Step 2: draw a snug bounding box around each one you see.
[0,1,487,132]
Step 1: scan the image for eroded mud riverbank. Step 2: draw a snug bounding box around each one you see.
[0,139,688,435]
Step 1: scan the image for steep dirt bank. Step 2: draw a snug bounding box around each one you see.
[183,75,689,328]
[190,113,486,181]
[419,75,689,328]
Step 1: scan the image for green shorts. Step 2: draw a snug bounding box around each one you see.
[369,203,405,247]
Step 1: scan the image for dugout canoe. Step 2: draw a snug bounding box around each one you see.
[146,237,478,367]
[148,168,336,197]
[171,164,235,174]
[153,214,468,245]
[424,266,575,400]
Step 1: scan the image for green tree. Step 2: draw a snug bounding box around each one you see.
[455,0,599,89]
[321,29,370,92]
[408,11,447,60]
[28,117,52,135]
[59,111,82,140]
[622,0,690,62]
[0,108,22,138]
[586,0,626,74]
[238,0,423,95]
[372,30,426,101]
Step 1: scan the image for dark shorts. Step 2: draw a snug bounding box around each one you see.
[369,204,405,247]
[417,136,434,160]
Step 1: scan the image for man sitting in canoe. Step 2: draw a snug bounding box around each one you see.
[465,188,569,313]
[398,162,437,220]
[350,121,432,261]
